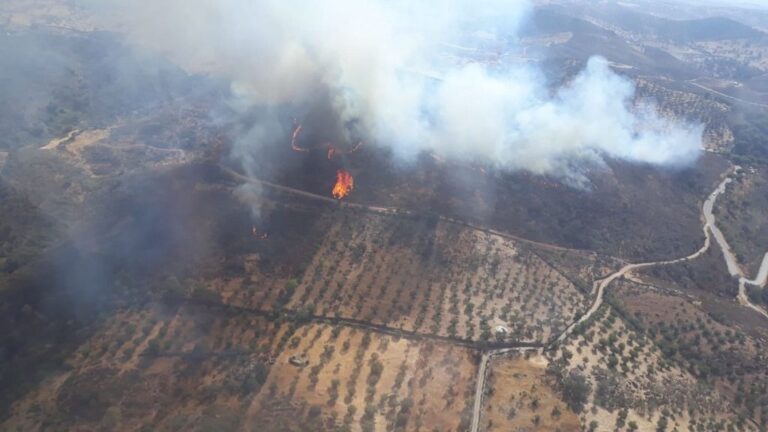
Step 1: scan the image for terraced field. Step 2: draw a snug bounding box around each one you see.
[611,279,768,428]
[219,211,591,345]
[2,303,479,432]
[549,299,752,432]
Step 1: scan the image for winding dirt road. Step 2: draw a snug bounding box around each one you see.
[222,163,768,431]
[550,169,730,347]
[703,167,768,318]
[687,81,768,110]
[552,165,768,346]
[470,166,768,432]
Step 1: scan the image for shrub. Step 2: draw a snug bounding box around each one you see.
[560,371,591,413]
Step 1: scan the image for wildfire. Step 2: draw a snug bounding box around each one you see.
[289,118,360,200]
[290,123,309,152]
[332,170,354,200]
[291,121,363,158]
[327,141,362,160]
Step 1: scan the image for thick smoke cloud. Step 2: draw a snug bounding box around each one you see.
[104,0,702,181]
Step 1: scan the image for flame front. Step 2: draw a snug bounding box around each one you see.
[332,170,354,200]
[327,141,361,160]
[290,123,309,152]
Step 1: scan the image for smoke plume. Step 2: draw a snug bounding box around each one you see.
[103,0,702,181]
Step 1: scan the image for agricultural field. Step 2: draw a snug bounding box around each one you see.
[547,300,750,432]
[480,353,580,432]
[1,303,479,432]
[532,247,622,293]
[610,279,768,428]
[206,209,593,345]
[246,320,477,432]
[272,212,593,345]
[7,1,768,431]
[635,79,734,152]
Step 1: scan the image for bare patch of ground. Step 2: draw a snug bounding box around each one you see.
[481,353,579,432]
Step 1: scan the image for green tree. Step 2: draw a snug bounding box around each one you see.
[560,371,591,413]
[656,416,668,432]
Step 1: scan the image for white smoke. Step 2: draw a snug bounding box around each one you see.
[101,0,702,180]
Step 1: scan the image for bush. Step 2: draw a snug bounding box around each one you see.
[367,358,384,387]
[560,371,591,413]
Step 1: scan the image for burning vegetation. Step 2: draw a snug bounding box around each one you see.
[291,121,362,159]
[326,141,362,160]
[290,123,308,153]
[332,170,354,200]
[289,120,360,200]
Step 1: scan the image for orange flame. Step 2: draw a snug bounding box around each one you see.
[332,170,354,200]
[290,123,309,152]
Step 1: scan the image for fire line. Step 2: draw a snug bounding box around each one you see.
[332,170,354,200]
[290,123,309,152]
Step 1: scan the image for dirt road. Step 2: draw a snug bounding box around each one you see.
[687,81,768,110]
[220,164,581,253]
[224,163,768,431]
[699,166,768,318]
[469,166,754,431]
[468,347,540,432]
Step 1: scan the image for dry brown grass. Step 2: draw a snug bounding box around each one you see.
[550,296,753,432]
[613,279,768,427]
[246,323,477,431]
[279,213,590,344]
[2,303,479,432]
[481,353,579,432]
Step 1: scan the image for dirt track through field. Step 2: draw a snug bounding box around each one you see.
[702,167,768,319]
[222,162,768,432]
[471,165,768,432]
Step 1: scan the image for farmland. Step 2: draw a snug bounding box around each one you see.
[284,213,591,344]
[2,303,478,432]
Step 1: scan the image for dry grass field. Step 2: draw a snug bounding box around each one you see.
[481,353,580,432]
[610,279,768,429]
[1,303,479,432]
[208,210,592,345]
[7,4,768,430]
[548,299,750,432]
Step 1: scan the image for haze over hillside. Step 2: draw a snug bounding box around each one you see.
[1,1,768,431]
